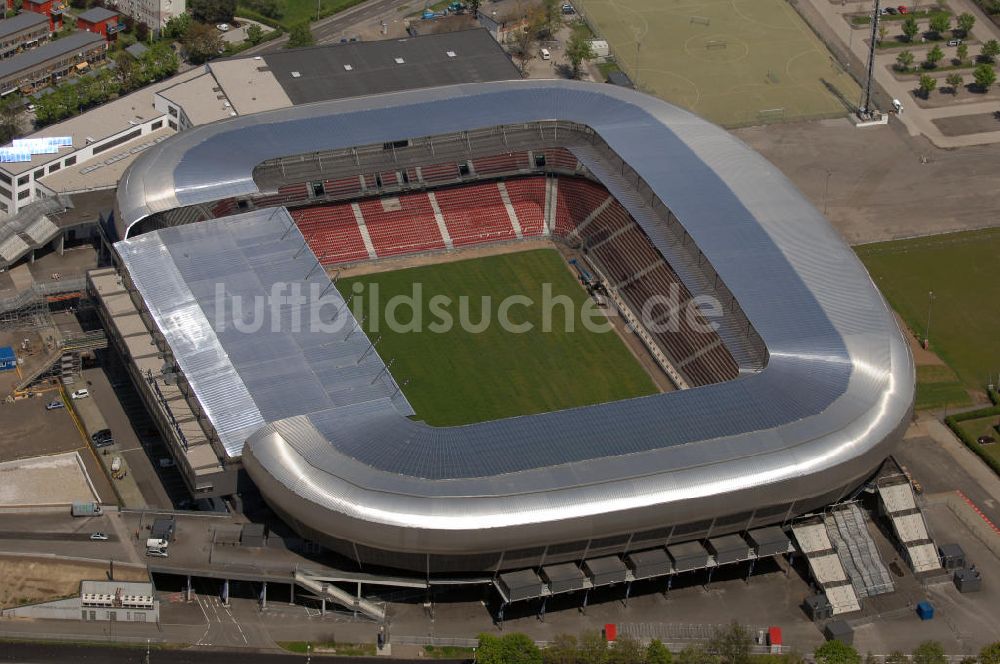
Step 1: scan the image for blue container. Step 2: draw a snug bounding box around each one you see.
[0,346,16,372]
[916,600,934,620]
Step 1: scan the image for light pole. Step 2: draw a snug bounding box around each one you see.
[924,290,935,348]
[823,169,833,215]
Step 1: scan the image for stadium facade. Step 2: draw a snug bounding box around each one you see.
[110,80,914,576]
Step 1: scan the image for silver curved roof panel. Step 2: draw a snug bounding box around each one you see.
[115,80,914,564]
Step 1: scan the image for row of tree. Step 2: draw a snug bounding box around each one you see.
[895,40,1000,70]
[917,65,997,96]
[883,11,975,43]
[33,43,178,126]
[475,624,1000,664]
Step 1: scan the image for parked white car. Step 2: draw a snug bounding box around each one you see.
[217,23,230,31]
[70,388,90,400]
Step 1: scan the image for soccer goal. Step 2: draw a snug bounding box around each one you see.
[689,15,710,26]
[705,40,728,49]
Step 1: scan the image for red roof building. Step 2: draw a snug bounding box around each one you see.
[24,0,65,31]
[76,6,122,41]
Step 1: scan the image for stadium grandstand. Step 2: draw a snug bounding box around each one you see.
[98,79,914,595]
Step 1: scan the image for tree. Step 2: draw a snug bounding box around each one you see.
[578,630,609,664]
[183,22,224,64]
[647,640,673,664]
[286,22,315,48]
[902,15,919,41]
[913,641,947,664]
[981,39,1000,63]
[243,0,282,19]
[507,25,536,74]
[566,32,595,78]
[946,72,963,93]
[918,73,937,97]
[708,622,752,664]
[956,12,975,37]
[467,0,482,11]
[543,634,578,664]
[478,633,543,664]
[885,652,909,664]
[163,12,191,39]
[956,42,969,63]
[135,21,150,42]
[246,23,264,45]
[896,49,915,70]
[973,62,997,89]
[928,13,950,38]
[815,640,862,664]
[677,645,718,664]
[608,635,645,664]
[878,23,888,43]
[190,0,235,23]
[981,642,1000,664]
[925,44,944,67]
[0,97,19,145]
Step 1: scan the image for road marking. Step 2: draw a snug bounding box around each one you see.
[956,490,1000,535]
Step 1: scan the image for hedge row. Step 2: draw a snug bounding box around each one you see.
[944,392,1000,477]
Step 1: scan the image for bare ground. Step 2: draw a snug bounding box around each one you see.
[733,117,1000,244]
[0,556,147,609]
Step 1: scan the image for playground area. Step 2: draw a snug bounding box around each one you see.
[573,0,861,127]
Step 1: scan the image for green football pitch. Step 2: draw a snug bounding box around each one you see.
[337,249,658,426]
[857,228,1000,399]
[574,0,861,127]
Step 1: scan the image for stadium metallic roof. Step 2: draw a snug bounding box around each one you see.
[115,80,913,548]
[116,208,412,457]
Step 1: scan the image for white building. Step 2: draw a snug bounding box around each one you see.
[111,0,186,33]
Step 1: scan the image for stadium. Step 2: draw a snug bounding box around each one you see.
[107,79,914,581]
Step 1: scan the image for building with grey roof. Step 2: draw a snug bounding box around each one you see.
[0,30,105,96]
[111,80,914,576]
[0,11,50,58]
[76,6,119,23]
[256,29,520,105]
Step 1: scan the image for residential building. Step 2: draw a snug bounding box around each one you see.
[0,11,49,59]
[76,6,123,41]
[24,0,65,31]
[110,0,185,34]
[0,30,105,97]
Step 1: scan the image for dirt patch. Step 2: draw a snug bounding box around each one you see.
[0,555,147,609]
[897,313,945,366]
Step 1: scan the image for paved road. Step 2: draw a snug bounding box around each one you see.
[0,642,447,663]
[0,531,115,542]
[242,0,413,55]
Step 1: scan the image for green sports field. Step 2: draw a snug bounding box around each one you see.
[857,228,1000,399]
[337,249,658,426]
[574,0,861,127]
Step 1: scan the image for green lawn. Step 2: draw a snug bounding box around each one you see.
[238,0,364,29]
[574,0,860,126]
[915,364,972,410]
[338,249,658,426]
[857,228,1000,396]
[957,415,1000,464]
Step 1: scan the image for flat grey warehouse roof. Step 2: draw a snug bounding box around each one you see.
[116,80,913,558]
[258,29,520,105]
